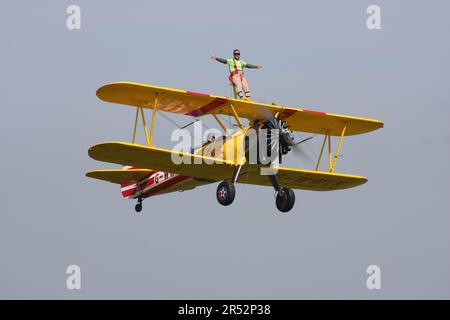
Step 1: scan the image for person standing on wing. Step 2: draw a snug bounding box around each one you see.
[211,49,262,100]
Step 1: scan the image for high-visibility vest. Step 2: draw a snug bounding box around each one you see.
[227,58,247,82]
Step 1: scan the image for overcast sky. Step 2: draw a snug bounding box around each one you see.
[1,0,449,299]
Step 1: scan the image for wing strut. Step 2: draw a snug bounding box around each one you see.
[130,94,158,146]
[149,93,158,145]
[330,124,347,172]
[229,103,244,129]
[313,124,347,172]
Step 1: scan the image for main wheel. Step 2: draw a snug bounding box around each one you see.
[216,180,236,206]
[275,188,295,213]
[135,203,142,212]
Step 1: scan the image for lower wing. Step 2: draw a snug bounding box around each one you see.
[87,142,367,191]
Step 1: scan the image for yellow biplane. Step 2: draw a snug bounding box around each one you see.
[86,82,383,213]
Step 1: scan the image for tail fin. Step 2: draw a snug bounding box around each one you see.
[120,181,138,198]
[120,166,139,198]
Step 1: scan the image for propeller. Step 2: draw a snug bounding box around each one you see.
[248,103,315,165]
[291,141,315,165]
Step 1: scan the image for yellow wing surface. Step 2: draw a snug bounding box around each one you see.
[88,142,236,180]
[237,167,366,191]
[88,142,367,191]
[96,82,383,136]
[85,169,212,194]
[86,169,153,184]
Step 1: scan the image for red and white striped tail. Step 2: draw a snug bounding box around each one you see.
[120,181,138,198]
[120,166,138,198]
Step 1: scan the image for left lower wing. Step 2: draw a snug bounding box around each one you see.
[88,142,237,181]
[88,142,367,191]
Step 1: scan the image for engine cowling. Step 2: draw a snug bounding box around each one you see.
[244,119,295,164]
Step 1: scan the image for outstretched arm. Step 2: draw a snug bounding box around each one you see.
[245,63,262,69]
[211,54,227,64]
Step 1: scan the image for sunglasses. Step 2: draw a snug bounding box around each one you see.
[234,53,240,55]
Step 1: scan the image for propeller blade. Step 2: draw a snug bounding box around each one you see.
[291,144,316,165]
[293,136,313,146]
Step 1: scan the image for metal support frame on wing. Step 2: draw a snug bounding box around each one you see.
[313,131,333,172]
[210,101,244,132]
[140,107,150,145]
[132,107,140,144]
[131,107,149,145]
[313,124,347,173]
[211,113,227,133]
[328,134,332,171]
[130,94,158,146]
[315,131,328,171]
[230,103,244,129]
[330,124,347,172]
[149,93,158,145]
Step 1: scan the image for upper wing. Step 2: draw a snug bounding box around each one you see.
[88,142,366,191]
[96,82,383,136]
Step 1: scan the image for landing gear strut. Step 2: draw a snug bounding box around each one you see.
[135,198,143,213]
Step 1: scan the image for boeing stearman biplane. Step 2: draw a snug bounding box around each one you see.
[86,82,383,213]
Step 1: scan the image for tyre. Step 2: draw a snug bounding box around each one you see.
[216,180,236,206]
[275,188,295,213]
[135,203,142,212]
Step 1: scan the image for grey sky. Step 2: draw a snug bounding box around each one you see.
[1,0,449,299]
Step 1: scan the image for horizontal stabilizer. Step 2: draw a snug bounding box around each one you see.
[86,169,153,184]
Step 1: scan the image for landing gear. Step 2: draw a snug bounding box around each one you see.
[268,174,295,213]
[214,167,295,213]
[275,187,295,213]
[135,198,143,213]
[216,165,241,206]
[216,180,235,206]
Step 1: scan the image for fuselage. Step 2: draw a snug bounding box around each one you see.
[120,127,251,200]
[121,169,192,199]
